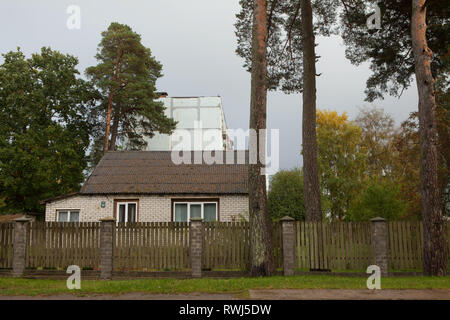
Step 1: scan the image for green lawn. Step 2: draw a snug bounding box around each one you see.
[0,275,449,297]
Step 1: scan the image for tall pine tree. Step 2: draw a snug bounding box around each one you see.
[236,0,340,221]
[340,0,448,276]
[411,0,447,276]
[86,22,176,154]
[247,0,275,276]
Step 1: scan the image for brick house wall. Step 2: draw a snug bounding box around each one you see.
[45,194,248,222]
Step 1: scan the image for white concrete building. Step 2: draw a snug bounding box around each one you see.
[124,95,233,151]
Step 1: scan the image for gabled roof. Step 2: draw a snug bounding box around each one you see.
[79,151,249,195]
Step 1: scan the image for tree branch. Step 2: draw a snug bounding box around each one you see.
[340,0,355,29]
[267,0,279,38]
[274,0,301,66]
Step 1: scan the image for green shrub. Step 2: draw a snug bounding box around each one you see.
[268,169,305,221]
[348,180,407,221]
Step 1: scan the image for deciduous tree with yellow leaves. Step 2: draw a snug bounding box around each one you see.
[316,110,367,220]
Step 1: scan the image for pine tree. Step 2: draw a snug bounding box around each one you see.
[340,0,448,101]
[248,0,275,276]
[340,0,448,276]
[236,0,340,221]
[411,0,446,276]
[86,22,176,154]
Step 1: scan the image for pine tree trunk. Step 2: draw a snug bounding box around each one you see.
[411,0,446,276]
[109,111,120,151]
[104,47,122,152]
[301,0,322,222]
[104,91,114,152]
[248,0,274,276]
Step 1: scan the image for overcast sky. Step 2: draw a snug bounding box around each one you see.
[0,0,419,170]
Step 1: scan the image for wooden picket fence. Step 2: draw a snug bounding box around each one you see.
[202,222,283,271]
[272,222,283,269]
[0,220,448,272]
[329,222,373,270]
[203,222,249,270]
[295,221,450,271]
[26,222,100,270]
[295,221,373,271]
[115,222,190,271]
[0,223,13,268]
[388,221,450,271]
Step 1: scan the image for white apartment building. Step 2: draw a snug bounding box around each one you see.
[124,95,233,151]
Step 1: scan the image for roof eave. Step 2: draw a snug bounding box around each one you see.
[40,192,80,205]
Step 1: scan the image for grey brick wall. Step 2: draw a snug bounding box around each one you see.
[281,217,296,276]
[189,218,203,278]
[371,217,388,276]
[100,218,115,279]
[12,218,30,277]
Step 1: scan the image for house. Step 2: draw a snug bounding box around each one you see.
[42,151,249,223]
[123,95,234,151]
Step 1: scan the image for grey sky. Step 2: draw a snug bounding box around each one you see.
[0,0,419,170]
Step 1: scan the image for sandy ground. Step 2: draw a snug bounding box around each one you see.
[0,289,449,300]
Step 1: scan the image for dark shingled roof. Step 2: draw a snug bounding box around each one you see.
[80,151,249,195]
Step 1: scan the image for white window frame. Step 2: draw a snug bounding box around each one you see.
[116,201,138,223]
[56,210,80,222]
[173,201,218,222]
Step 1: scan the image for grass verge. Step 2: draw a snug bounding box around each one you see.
[0,275,449,297]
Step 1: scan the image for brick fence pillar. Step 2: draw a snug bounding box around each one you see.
[280,216,296,276]
[12,218,31,277]
[100,218,115,280]
[190,217,203,278]
[370,217,388,276]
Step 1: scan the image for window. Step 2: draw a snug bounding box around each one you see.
[116,201,137,223]
[57,210,80,222]
[173,201,217,222]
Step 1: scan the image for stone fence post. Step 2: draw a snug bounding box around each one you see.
[12,218,31,277]
[99,218,115,280]
[370,217,388,276]
[280,216,296,276]
[190,217,203,278]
